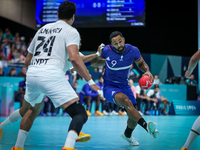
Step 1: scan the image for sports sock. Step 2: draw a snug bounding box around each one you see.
[192,116,200,134]
[0,109,22,130]
[64,130,78,148]
[137,118,147,132]
[15,129,29,148]
[124,126,134,138]
[183,116,200,149]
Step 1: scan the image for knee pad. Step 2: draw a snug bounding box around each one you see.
[65,101,88,134]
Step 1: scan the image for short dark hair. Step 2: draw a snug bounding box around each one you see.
[154,84,159,89]
[58,1,76,20]
[109,31,123,42]
[99,75,103,79]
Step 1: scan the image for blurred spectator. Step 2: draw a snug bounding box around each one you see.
[97,66,104,74]
[7,67,17,77]
[185,74,197,85]
[18,54,26,63]
[147,84,170,115]
[0,51,5,60]
[0,28,3,44]
[73,80,78,91]
[0,66,4,76]
[129,64,140,82]
[17,66,27,77]
[42,96,59,116]
[103,101,119,116]
[101,66,105,75]
[2,28,13,42]
[153,74,162,84]
[73,80,80,97]
[66,70,73,86]
[72,70,77,83]
[23,37,33,57]
[18,76,26,106]
[136,85,151,115]
[12,36,21,58]
[12,32,20,42]
[94,67,98,72]
[20,36,27,54]
[96,75,106,115]
[96,75,104,91]
[1,38,13,60]
[129,79,136,98]
[79,81,104,116]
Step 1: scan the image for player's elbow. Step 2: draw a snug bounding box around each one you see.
[191,56,199,62]
[69,56,79,64]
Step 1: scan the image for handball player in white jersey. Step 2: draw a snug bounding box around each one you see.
[181,49,200,150]
[0,38,103,145]
[10,1,103,150]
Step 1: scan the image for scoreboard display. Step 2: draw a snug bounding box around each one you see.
[36,0,145,28]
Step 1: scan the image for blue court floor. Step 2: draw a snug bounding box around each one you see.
[0,115,200,150]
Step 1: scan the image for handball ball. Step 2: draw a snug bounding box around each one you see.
[139,75,153,90]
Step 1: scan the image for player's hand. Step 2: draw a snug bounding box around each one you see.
[89,84,104,98]
[146,97,151,101]
[70,68,75,73]
[97,43,105,56]
[185,69,193,78]
[154,99,158,103]
[142,71,154,83]
[101,97,106,101]
[100,43,105,50]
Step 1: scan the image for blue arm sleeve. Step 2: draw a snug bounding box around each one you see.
[84,62,91,66]
[101,46,107,59]
[133,47,141,62]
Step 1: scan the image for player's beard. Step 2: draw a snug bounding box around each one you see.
[116,46,125,53]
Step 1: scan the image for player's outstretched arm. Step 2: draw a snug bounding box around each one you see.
[80,43,103,63]
[90,57,106,67]
[135,57,154,82]
[89,43,106,67]
[67,44,103,97]
[68,45,92,81]
[185,49,200,78]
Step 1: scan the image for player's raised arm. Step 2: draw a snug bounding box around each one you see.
[89,43,106,67]
[80,43,104,63]
[67,44,91,81]
[67,44,103,97]
[135,56,154,82]
[185,49,200,78]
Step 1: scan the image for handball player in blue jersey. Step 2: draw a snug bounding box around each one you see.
[92,31,159,146]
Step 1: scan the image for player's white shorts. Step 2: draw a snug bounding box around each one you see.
[24,75,79,108]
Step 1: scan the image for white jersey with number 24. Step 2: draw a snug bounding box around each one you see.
[27,20,80,77]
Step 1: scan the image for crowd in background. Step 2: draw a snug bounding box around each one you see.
[2,64,185,117]
[0,27,32,64]
[0,56,198,117]
[0,27,198,117]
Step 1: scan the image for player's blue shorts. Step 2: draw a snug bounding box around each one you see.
[157,98,162,102]
[103,81,137,106]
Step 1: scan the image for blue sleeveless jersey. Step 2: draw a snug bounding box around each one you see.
[101,44,141,85]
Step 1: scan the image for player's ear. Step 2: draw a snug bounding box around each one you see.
[72,14,75,21]
[123,37,125,43]
[57,12,59,19]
